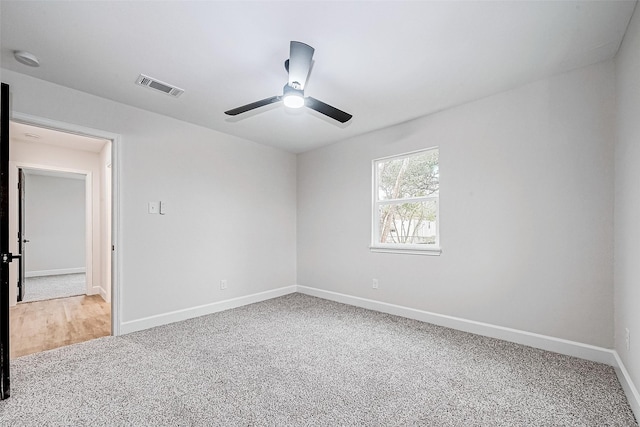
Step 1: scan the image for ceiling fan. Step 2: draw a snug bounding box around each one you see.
[224,41,352,123]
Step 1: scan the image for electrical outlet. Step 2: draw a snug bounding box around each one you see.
[372,279,379,289]
[220,279,228,290]
[625,328,630,351]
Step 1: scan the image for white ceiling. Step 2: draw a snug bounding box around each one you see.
[0,1,636,153]
[10,121,109,153]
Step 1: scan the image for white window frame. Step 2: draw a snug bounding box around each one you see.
[370,147,441,256]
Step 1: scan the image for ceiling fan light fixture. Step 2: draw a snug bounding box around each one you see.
[283,84,304,109]
[224,42,351,123]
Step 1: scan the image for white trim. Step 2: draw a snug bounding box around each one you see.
[378,194,439,205]
[370,245,442,256]
[98,285,108,301]
[372,147,440,250]
[85,171,93,293]
[89,285,103,297]
[111,135,121,334]
[373,146,440,163]
[296,285,616,365]
[11,112,122,336]
[10,162,93,299]
[104,282,640,421]
[18,167,93,291]
[23,169,85,180]
[11,113,112,143]
[120,285,297,335]
[296,286,640,421]
[613,351,640,422]
[25,267,85,277]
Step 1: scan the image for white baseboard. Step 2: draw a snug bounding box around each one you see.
[116,283,639,423]
[92,280,110,303]
[613,351,640,421]
[98,286,108,302]
[25,267,86,278]
[296,286,616,365]
[120,285,297,335]
[297,286,640,421]
[88,285,107,300]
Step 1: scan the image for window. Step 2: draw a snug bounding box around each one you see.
[371,148,440,255]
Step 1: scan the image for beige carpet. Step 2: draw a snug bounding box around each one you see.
[1,293,636,426]
[21,273,85,303]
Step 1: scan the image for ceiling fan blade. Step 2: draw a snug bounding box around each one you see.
[288,41,314,89]
[305,97,352,123]
[224,96,281,116]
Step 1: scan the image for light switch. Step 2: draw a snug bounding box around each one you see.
[159,200,166,215]
[148,201,159,214]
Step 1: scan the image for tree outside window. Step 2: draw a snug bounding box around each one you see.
[373,148,439,251]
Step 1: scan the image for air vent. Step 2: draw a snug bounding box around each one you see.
[135,74,184,97]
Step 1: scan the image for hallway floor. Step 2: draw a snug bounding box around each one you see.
[10,294,110,358]
[21,273,86,303]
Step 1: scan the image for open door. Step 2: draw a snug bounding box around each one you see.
[1,82,13,399]
[17,169,26,302]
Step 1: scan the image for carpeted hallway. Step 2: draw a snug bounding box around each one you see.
[21,273,86,303]
[0,293,636,426]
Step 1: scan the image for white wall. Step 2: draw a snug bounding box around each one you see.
[0,69,297,326]
[24,173,85,275]
[297,61,615,348]
[9,139,102,303]
[1,38,633,401]
[614,4,640,404]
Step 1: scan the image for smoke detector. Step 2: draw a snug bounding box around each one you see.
[135,74,184,97]
[14,51,40,67]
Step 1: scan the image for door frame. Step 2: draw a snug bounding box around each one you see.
[1,82,11,399]
[14,165,93,298]
[10,112,122,336]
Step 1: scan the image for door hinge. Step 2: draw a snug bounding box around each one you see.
[1,253,20,264]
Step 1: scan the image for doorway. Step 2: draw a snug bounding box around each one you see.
[8,121,113,358]
[18,168,88,303]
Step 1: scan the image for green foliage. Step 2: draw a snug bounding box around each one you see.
[378,151,439,200]
[377,150,439,244]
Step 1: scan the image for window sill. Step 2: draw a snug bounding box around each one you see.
[369,245,442,256]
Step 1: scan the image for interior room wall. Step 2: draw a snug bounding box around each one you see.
[0,69,297,326]
[24,173,85,276]
[614,4,640,404]
[8,139,102,304]
[297,60,615,348]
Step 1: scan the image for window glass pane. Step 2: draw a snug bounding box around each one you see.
[377,150,439,201]
[377,200,437,245]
